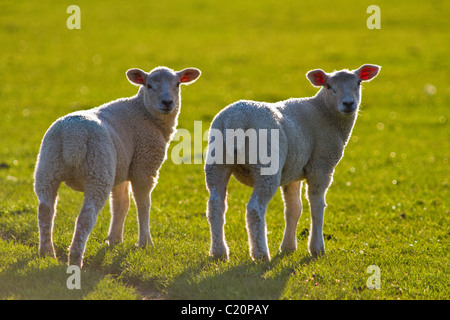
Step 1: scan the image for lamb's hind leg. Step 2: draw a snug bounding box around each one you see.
[69,183,111,267]
[107,181,130,245]
[34,147,64,258]
[246,176,280,261]
[35,180,61,258]
[205,164,232,259]
[280,180,303,252]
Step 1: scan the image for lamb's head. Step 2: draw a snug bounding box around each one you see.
[126,66,201,114]
[307,64,380,117]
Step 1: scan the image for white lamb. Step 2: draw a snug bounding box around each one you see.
[34,66,201,267]
[205,64,380,261]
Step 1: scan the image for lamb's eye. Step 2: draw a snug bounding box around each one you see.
[326,83,336,94]
[147,84,152,89]
[176,81,181,87]
[357,80,362,86]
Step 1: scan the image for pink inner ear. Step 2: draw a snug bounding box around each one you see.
[311,73,326,86]
[180,72,197,83]
[136,75,145,84]
[359,66,379,81]
[180,75,190,83]
[315,74,326,85]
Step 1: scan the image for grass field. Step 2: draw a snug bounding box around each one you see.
[0,0,448,300]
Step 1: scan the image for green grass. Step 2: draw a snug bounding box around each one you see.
[0,0,449,300]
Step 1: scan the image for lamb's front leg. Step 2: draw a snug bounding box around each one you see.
[107,181,130,245]
[131,180,154,247]
[306,174,331,257]
[280,180,303,252]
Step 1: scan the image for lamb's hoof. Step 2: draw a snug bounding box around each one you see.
[309,248,326,258]
[68,253,83,268]
[279,247,297,257]
[137,236,154,248]
[106,236,122,246]
[251,251,271,262]
[209,253,229,261]
[309,239,325,258]
[209,246,229,261]
[280,242,297,253]
[39,244,56,259]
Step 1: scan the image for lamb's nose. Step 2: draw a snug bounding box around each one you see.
[161,100,173,108]
[343,101,354,108]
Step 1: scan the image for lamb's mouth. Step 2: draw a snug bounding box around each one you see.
[158,106,175,114]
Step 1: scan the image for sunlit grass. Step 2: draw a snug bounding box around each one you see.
[0,0,448,299]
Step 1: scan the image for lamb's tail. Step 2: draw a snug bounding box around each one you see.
[62,129,88,167]
[223,128,248,165]
[60,120,90,167]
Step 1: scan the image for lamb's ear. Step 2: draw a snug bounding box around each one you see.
[356,64,381,81]
[126,68,148,86]
[306,69,328,87]
[177,68,201,85]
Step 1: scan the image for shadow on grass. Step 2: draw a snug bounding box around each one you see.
[0,241,318,299]
[163,252,316,300]
[0,255,106,299]
[0,237,144,299]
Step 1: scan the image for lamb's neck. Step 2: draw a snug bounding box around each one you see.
[314,90,357,145]
[135,88,179,142]
[337,114,357,146]
[151,111,179,142]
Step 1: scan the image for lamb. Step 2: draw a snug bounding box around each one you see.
[205,64,380,261]
[34,66,201,267]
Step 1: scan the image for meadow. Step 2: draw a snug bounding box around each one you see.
[0,0,448,300]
